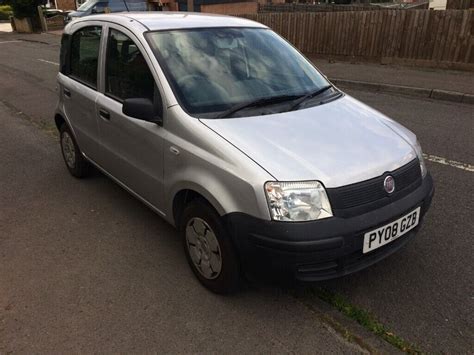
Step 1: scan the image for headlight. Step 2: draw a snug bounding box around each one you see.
[414,140,427,178]
[264,181,333,222]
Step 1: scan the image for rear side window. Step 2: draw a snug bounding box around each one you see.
[69,26,102,88]
[105,28,155,101]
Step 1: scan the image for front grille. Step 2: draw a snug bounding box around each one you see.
[327,159,422,212]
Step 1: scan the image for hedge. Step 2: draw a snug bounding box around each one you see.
[0,5,12,20]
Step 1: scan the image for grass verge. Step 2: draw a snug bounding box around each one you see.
[313,288,422,354]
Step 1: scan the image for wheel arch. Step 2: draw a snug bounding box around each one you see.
[54,113,66,131]
[54,112,78,140]
[171,185,226,229]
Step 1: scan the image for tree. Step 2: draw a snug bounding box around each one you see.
[9,0,44,18]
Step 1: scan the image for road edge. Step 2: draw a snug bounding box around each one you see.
[293,293,403,354]
[332,78,474,105]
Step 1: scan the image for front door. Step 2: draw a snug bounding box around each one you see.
[95,26,165,211]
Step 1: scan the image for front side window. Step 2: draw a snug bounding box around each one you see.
[69,26,102,88]
[105,29,155,102]
[146,28,331,117]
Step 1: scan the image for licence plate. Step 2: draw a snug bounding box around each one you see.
[363,207,421,254]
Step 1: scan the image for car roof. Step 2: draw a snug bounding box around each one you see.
[70,12,267,32]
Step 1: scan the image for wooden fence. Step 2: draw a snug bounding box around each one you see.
[259,4,382,13]
[446,0,474,9]
[239,10,474,70]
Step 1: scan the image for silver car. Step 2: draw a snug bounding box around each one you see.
[55,12,434,293]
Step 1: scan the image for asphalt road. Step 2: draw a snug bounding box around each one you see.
[1,32,473,353]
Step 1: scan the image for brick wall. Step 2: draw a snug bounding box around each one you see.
[201,2,258,14]
[56,0,76,11]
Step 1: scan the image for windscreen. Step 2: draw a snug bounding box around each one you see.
[77,0,96,11]
[146,28,330,117]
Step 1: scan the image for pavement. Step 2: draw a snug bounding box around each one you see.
[0,22,12,33]
[311,59,474,105]
[1,31,473,353]
[312,59,474,96]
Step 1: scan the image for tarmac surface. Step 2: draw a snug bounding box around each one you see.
[0,31,473,353]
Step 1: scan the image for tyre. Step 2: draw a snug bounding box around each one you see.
[181,199,241,294]
[59,123,90,178]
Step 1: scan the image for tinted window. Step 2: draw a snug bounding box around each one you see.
[91,1,108,13]
[126,0,147,11]
[69,26,102,88]
[59,33,71,74]
[106,29,155,101]
[107,0,127,12]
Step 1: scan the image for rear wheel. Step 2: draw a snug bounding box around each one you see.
[59,123,90,178]
[181,199,241,294]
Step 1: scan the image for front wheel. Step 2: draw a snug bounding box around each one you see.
[181,199,241,294]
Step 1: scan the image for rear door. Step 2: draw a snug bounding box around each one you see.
[95,25,166,211]
[59,24,103,160]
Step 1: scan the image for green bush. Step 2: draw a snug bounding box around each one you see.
[0,4,13,20]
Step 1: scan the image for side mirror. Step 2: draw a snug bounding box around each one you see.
[123,98,162,125]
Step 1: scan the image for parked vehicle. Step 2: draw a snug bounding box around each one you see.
[56,13,434,294]
[43,8,66,19]
[65,0,146,23]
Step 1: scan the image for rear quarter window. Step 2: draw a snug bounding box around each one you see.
[60,33,71,75]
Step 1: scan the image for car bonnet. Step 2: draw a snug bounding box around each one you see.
[200,95,417,188]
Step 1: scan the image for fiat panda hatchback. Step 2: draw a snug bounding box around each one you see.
[55,13,434,293]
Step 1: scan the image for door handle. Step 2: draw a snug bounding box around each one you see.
[99,109,110,120]
[63,88,71,98]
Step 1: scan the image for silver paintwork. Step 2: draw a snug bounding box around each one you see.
[201,95,417,187]
[186,217,222,279]
[56,13,422,225]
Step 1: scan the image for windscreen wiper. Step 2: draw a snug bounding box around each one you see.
[215,94,301,118]
[288,85,336,111]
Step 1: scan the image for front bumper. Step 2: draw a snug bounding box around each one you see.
[225,173,434,282]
